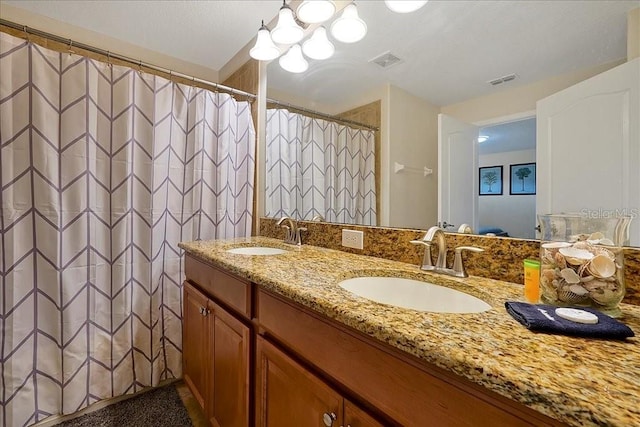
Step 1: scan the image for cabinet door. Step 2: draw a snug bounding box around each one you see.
[183,282,210,409]
[256,336,343,427]
[343,400,385,427]
[208,301,251,427]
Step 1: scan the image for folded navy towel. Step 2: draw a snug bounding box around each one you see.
[505,302,635,340]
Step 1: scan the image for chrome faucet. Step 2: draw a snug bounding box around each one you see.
[276,216,307,245]
[410,226,484,278]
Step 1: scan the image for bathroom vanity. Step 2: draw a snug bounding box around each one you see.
[179,237,640,427]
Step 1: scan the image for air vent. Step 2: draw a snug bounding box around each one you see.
[488,73,517,86]
[369,51,404,69]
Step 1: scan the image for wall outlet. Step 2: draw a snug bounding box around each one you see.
[342,229,364,250]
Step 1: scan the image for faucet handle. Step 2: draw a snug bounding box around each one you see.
[295,227,308,245]
[410,240,435,270]
[452,246,484,278]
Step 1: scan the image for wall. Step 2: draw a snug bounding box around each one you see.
[629,8,640,61]
[388,86,440,228]
[0,4,219,82]
[478,149,536,239]
[440,60,623,124]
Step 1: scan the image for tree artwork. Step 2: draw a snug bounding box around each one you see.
[515,167,532,191]
[483,171,498,192]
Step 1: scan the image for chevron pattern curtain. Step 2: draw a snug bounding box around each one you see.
[0,33,255,426]
[265,109,376,225]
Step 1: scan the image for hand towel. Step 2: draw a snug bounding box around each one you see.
[505,302,634,340]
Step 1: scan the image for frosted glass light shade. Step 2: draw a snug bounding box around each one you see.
[249,24,281,61]
[271,5,304,44]
[296,0,336,24]
[330,3,367,43]
[384,1,428,13]
[279,44,309,73]
[302,27,335,60]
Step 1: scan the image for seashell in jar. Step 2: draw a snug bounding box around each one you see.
[558,285,589,303]
[587,232,605,243]
[554,252,567,269]
[569,284,589,296]
[586,232,616,247]
[541,269,556,285]
[541,252,558,267]
[587,254,617,279]
[589,288,619,306]
[592,246,616,260]
[559,247,594,265]
[569,233,590,242]
[577,262,589,277]
[572,241,592,251]
[582,280,607,292]
[542,242,572,250]
[541,282,558,301]
[560,268,581,284]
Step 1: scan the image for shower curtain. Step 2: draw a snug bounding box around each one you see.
[0,33,255,426]
[265,108,376,225]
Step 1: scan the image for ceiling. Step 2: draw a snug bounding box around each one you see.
[267,0,638,107]
[3,0,638,107]
[479,118,536,155]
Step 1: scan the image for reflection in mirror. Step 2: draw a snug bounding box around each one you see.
[264,106,377,225]
[264,1,638,244]
[477,117,536,239]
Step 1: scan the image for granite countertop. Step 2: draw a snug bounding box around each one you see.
[179,236,640,427]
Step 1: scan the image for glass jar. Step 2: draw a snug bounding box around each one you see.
[538,213,632,317]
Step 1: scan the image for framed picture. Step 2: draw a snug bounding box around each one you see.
[479,166,503,195]
[510,162,536,195]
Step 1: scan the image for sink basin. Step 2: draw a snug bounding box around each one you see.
[226,247,287,255]
[338,277,491,313]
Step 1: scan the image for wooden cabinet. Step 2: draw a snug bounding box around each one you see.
[256,336,382,427]
[183,256,252,427]
[257,288,563,427]
[183,282,210,409]
[182,256,563,427]
[209,302,250,427]
[344,400,385,427]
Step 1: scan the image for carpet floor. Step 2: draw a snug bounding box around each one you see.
[55,384,193,427]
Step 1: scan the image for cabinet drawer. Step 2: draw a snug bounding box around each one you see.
[257,289,561,427]
[185,254,252,319]
[256,336,343,427]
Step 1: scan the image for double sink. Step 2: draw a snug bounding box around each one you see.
[225,245,491,314]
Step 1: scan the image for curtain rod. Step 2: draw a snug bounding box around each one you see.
[0,19,257,101]
[266,98,379,132]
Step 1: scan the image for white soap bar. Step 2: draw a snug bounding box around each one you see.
[555,308,599,324]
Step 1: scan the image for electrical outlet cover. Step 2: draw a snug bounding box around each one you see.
[342,229,364,250]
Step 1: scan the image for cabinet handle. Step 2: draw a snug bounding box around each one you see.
[323,412,337,427]
[199,307,205,315]
[204,308,211,316]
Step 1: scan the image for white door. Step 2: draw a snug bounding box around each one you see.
[438,114,479,233]
[537,58,640,246]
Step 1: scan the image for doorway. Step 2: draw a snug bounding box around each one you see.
[477,117,536,239]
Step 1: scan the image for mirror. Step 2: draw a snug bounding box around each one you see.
[264,1,638,243]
